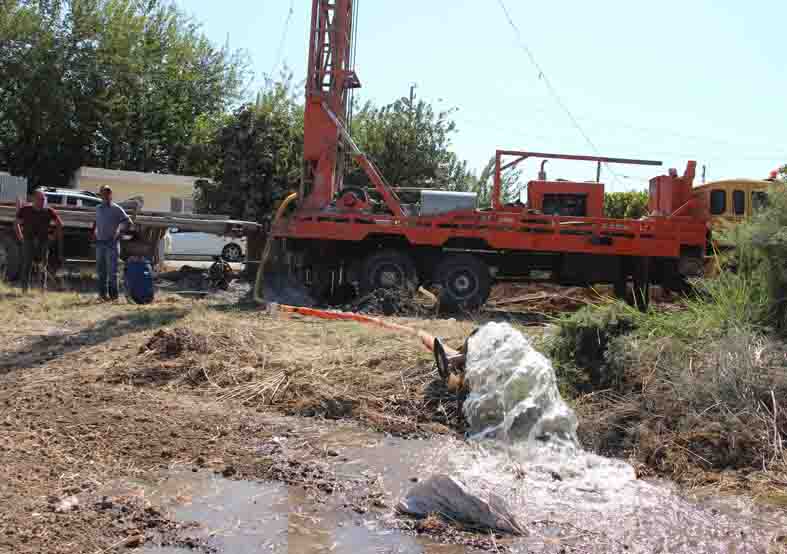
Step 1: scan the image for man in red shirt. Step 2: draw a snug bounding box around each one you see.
[15,189,63,292]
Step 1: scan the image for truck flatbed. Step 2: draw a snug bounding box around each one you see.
[0,203,263,235]
[0,203,264,282]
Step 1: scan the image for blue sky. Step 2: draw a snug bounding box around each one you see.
[184,0,786,191]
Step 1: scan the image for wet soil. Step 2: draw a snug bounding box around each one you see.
[0,293,474,553]
[0,365,403,553]
[2,290,786,554]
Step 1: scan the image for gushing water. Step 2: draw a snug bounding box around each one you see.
[407,322,786,553]
[463,321,579,447]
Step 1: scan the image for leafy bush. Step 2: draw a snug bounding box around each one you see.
[546,303,634,395]
[748,182,787,331]
[548,267,768,395]
[604,191,649,219]
[550,297,785,480]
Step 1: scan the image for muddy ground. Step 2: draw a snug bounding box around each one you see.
[0,285,507,553]
[6,281,781,554]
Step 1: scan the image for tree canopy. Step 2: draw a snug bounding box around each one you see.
[346,97,473,190]
[0,0,247,188]
[194,79,303,222]
[194,84,491,221]
[0,0,515,217]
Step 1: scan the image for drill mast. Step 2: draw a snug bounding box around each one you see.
[301,0,361,211]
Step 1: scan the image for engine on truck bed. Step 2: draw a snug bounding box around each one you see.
[420,191,477,216]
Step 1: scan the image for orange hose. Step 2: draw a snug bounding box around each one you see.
[275,304,459,357]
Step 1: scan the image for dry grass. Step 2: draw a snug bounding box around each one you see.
[0,281,489,435]
[93,300,480,434]
[570,328,787,502]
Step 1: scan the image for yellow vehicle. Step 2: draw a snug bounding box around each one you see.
[693,175,781,275]
[693,178,772,232]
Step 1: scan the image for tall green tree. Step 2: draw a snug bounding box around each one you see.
[466,156,523,208]
[346,97,473,190]
[0,0,104,186]
[0,0,246,187]
[194,78,303,222]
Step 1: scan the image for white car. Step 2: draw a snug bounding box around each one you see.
[41,187,143,210]
[42,187,103,208]
[165,228,246,262]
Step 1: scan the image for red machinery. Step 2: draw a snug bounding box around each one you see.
[270,0,709,310]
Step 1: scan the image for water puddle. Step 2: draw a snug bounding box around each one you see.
[132,322,785,553]
[311,425,461,500]
[124,422,786,554]
[128,428,472,554]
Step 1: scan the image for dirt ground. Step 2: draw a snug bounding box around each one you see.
[0,284,488,553]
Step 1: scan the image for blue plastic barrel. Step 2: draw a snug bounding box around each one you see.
[124,259,155,304]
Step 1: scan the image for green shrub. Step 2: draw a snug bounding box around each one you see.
[546,303,634,395]
[748,183,787,332]
[604,191,649,219]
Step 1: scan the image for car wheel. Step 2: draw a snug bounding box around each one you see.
[222,243,244,262]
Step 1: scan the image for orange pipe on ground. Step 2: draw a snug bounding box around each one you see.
[275,304,459,357]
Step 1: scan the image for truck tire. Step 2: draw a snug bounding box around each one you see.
[360,249,418,295]
[434,254,491,313]
[0,233,21,281]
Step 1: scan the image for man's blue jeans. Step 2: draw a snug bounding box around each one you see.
[96,240,119,299]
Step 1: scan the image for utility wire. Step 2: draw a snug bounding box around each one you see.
[268,0,295,84]
[495,0,626,190]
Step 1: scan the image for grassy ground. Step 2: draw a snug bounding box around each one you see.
[0,284,477,427]
[544,285,787,506]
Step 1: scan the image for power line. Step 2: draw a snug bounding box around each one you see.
[495,0,626,190]
[268,0,295,83]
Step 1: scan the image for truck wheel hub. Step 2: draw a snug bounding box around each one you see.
[378,267,401,288]
[448,270,477,297]
[454,275,472,292]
